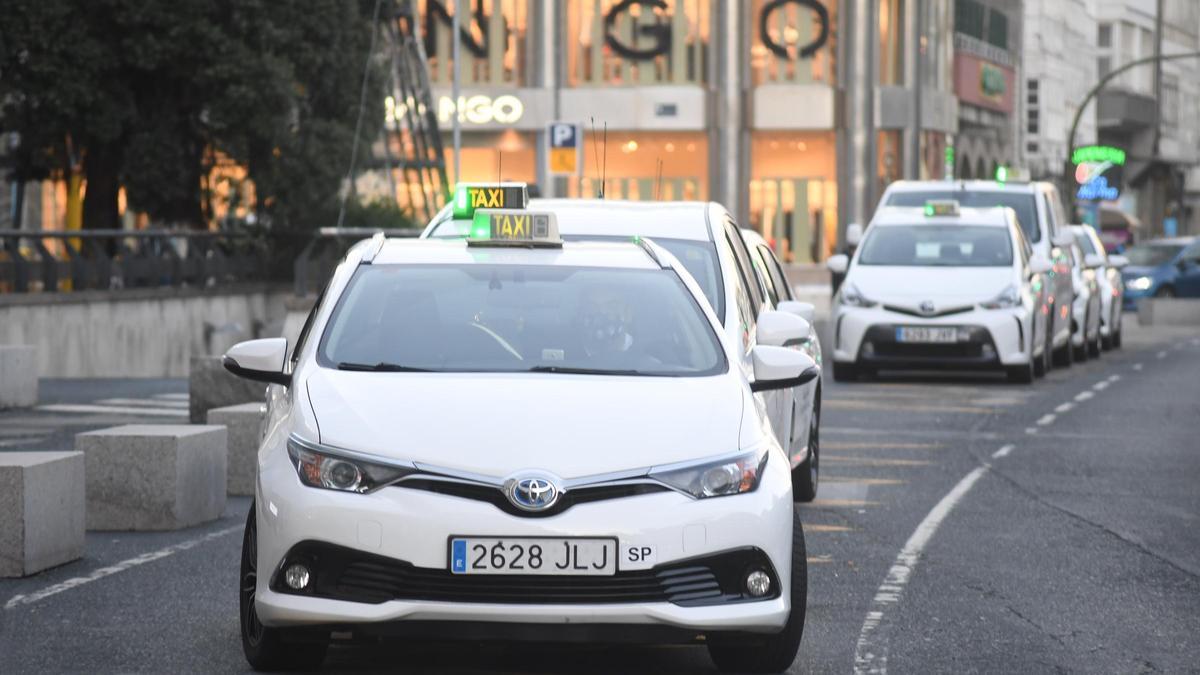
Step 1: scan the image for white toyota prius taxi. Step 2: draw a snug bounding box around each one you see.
[827,201,1053,383]
[223,210,819,672]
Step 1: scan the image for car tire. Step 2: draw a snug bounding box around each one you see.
[792,397,819,503]
[832,361,858,383]
[1113,324,1122,349]
[708,509,807,674]
[1089,324,1102,358]
[241,501,327,672]
[1053,315,1073,368]
[1155,286,1175,298]
[1035,316,1051,377]
[1073,318,1090,362]
[1006,361,1034,384]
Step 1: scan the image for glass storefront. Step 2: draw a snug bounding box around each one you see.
[749,132,838,263]
[567,0,711,86]
[420,0,530,86]
[566,132,708,201]
[748,0,838,86]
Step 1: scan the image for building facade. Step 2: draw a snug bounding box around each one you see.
[373,0,961,262]
[951,0,1023,181]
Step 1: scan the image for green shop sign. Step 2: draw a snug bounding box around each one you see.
[1071,145,1126,166]
[980,64,1006,97]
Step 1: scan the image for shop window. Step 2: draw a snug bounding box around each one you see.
[568,133,707,201]
[567,0,710,86]
[750,0,838,86]
[748,133,837,262]
[420,0,530,86]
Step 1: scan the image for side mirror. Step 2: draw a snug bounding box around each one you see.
[777,300,816,324]
[1107,254,1129,269]
[756,309,812,347]
[1084,253,1105,269]
[750,345,819,392]
[223,338,290,386]
[826,253,849,275]
[1052,231,1075,248]
[845,223,864,247]
[1029,255,1053,275]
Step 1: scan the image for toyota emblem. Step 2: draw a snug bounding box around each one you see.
[919,300,936,315]
[506,475,561,511]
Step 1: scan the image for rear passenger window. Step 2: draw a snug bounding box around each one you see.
[762,247,793,302]
[717,231,756,346]
[723,222,765,315]
[752,247,780,307]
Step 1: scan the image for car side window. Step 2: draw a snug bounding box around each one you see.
[1041,193,1058,239]
[723,222,765,315]
[1183,242,1200,264]
[752,246,780,307]
[764,247,794,301]
[291,285,328,367]
[1013,225,1031,265]
[716,229,756,346]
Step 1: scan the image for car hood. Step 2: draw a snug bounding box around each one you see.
[304,370,744,479]
[848,265,1014,307]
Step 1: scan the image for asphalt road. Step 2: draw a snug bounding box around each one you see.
[1,323,1198,674]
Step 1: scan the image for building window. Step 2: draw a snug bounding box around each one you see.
[1163,75,1179,129]
[955,0,984,39]
[567,0,711,86]
[986,11,1007,49]
[1026,78,1038,106]
[1097,56,1111,79]
[1026,141,1039,154]
[1098,23,1112,48]
[1026,110,1039,135]
[420,0,531,86]
[750,0,839,86]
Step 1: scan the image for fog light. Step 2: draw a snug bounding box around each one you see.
[284,563,311,590]
[745,570,772,597]
[862,341,875,356]
[981,343,995,357]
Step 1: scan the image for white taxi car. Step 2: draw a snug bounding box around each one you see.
[826,201,1052,383]
[424,185,824,502]
[225,211,818,673]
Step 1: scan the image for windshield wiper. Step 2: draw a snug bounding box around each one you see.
[336,361,432,372]
[526,365,647,376]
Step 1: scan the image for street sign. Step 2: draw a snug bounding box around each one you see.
[547,122,581,177]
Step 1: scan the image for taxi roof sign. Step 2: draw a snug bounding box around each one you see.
[924,200,960,217]
[468,209,561,247]
[452,182,528,219]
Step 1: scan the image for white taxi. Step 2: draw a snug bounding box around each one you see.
[826,201,1052,383]
[225,211,818,673]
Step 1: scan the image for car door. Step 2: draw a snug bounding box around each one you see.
[1174,241,1200,296]
[1042,189,1074,344]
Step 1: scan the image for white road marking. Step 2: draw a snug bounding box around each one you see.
[1157,350,1167,359]
[1092,381,1110,392]
[1036,414,1056,426]
[1025,427,1038,435]
[1133,363,1143,371]
[33,404,188,418]
[854,464,990,675]
[1054,402,1074,414]
[1074,391,1094,402]
[991,444,1014,459]
[3,525,241,611]
[1107,374,1121,383]
[94,398,188,409]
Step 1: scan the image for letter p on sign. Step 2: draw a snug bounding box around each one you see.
[547,122,581,176]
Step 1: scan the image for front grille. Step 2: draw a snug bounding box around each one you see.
[392,478,672,518]
[873,342,984,359]
[882,304,975,318]
[273,541,777,608]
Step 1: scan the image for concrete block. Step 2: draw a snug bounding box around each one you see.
[0,345,38,409]
[76,425,227,531]
[1138,298,1200,326]
[189,355,266,422]
[0,452,85,577]
[206,402,267,496]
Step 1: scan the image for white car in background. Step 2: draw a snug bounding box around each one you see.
[424,187,825,502]
[1073,224,1127,350]
[225,216,818,673]
[1067,226,1103,361]
[827,201,1052,383]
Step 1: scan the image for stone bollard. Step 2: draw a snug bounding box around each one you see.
[0,345,38,409]
[189,355,267,423]
[0,452,85,577]
[206,402,267,496]
[76,425,227,531]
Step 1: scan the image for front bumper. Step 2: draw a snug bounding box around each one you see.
[253,443,794,634]
[832,305,1031,370]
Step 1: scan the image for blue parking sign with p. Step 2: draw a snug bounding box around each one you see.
[548,122,580,176]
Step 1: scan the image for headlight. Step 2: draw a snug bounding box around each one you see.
[286,437,413,493]
[839,282,878,308]
[649,449,768,499]
[1126,276,1153,291]
[980,284,1021,309]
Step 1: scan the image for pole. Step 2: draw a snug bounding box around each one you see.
[909,0,923,179]
[451,0,462,182]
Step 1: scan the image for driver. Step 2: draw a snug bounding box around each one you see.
[578,285,635,358]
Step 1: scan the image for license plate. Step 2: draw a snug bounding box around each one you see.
[895,326,958,343]
[449,537,618,576]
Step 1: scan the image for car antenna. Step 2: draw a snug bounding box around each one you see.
[590,117,603,198]
[497,150,503,183]
[600,121,607,199]
[654,158,663,200]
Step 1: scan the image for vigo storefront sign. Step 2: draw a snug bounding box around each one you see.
[424,0,502,59]
[605,0,673,60]
[388,94,525,126]
[759,0,830,59]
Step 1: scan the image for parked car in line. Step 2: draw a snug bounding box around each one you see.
[1073,224,1127,349]
[1121,237,1200,311]
[826,200,1052,384]
[877,180,1078,369]
[1066,227,1103,361]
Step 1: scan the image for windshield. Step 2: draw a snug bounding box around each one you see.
[886,191,1040,243]
[858,225,1014,267]
[318,264,725,376]
[1124,243,1184,267]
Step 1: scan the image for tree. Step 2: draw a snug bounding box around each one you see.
[0,0,383,231]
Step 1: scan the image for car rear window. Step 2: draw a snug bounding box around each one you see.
[886,191,1040,243]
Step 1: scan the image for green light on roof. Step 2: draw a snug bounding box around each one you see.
[995,165,1009,183]
[469,211,492,239]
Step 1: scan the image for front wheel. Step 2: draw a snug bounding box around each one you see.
[1006,361,1034,384]
[241,501,327,672]
[708,509,807,673]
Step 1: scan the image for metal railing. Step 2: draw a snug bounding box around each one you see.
[292,227,423,296]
